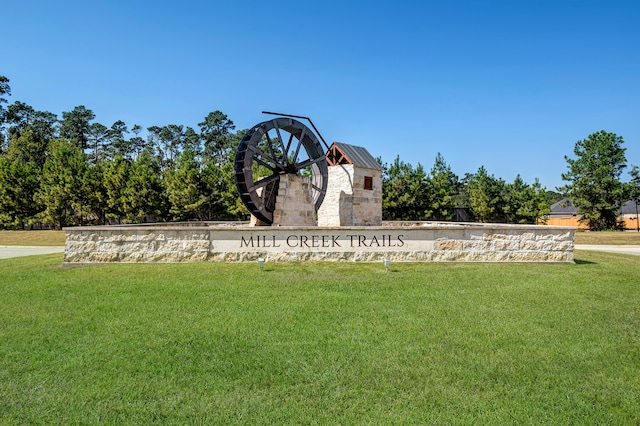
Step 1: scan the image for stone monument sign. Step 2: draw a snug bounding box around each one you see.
[63,113,575,264]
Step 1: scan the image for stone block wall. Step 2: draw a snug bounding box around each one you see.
[64,226,212,263]
[351,166,382,226]
[272,174,316,226]
[64,222,574,264]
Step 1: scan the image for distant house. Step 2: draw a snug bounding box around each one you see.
[543,198,640,230]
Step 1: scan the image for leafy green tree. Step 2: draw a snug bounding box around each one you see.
[382,156,430,220]
[199,111,235,165]
[0,156,41,228]
[466,166,505,223]
[122,150,167,223]
[427,153,458,220]
[560,130,627,230]
[59,105,95,150]
[35,139,87,229]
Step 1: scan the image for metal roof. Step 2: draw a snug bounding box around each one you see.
[327,142,382,171]
[550,197,639,215]
[549,198,578,215]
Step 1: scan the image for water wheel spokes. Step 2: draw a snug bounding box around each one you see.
[234,117,328,224]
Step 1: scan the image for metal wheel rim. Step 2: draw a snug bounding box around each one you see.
[234,118,328,224]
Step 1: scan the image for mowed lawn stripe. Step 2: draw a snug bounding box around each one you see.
[0,252,639,424]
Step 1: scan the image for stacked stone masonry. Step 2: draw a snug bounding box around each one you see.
[317,165,382,227]
[64,222,575,264]
[272,174,317,226]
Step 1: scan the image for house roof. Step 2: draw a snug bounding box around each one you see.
[549,198,579,215]
[326,142,382,170]
[621,199,640,214]
[550,197,639,215]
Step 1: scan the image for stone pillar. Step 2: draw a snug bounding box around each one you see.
[272,174,317,226]
[317,165,382,227]
[318,165,354,226]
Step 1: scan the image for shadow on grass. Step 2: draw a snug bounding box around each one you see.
[574,258,596,265]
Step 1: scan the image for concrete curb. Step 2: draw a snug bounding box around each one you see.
[575,245,640,256]
[0,246,65,259]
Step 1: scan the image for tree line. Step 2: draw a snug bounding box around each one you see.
[1,75,636,230]
[0,76,249,229]
[381,153,552,223]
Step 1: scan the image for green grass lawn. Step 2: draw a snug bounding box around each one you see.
[574,231,640,245]
[1,252,639,424]
[0,230,66,246]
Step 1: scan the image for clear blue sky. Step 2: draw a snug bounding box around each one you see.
[4,0,639,190]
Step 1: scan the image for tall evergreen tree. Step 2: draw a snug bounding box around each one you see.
[129,124,147,159]
[629,166,640,202]
[35,139,87,229]
[5,127,49,170]
[122,150,166,223]
[0,156,41,228]
[3,101,33,137]
[466,166,505,223]
[503,175,549,224]
[628,166,640,231]
[0,75,10,115]
[59,106,95,150]
[0,75,11,150]
[105,120,131,159]
[165,149,206,221]
[87,122,108,164]
[81,161,108,225]
[4,102,57,146]
[103,155,131,223]
[427,153,458,221]
[199,111,235,166]
[382,156,430,220]
[560,130,627,230]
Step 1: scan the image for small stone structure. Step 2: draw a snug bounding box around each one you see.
[64,222,574,264]
[318,142,383,227]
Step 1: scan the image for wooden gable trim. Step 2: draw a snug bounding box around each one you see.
[326,143,354,166]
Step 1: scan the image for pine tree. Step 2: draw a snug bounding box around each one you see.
[35,139,87,229]
[427,153,458,221]
[560,131,627,230]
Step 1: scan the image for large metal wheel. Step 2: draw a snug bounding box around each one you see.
[234,117,328,224]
